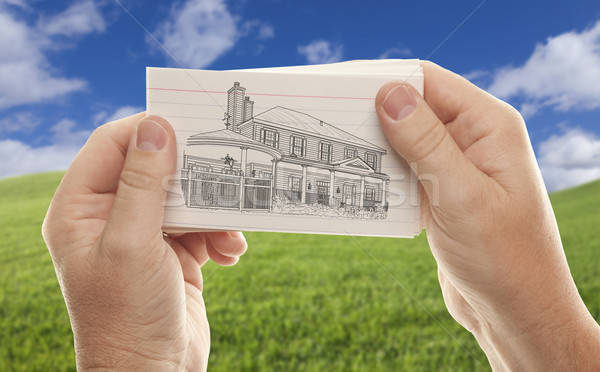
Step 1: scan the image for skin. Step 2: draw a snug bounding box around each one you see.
[375,61,600,370]
[43,114,247,371]
[42,61,600,371]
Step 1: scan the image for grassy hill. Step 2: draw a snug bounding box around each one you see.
[0,172,598,371]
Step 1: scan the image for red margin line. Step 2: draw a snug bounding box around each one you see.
[147,87,374,101]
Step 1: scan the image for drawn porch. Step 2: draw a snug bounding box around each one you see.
[181,150,389,214]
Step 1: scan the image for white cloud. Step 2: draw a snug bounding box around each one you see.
[538,128,600,191]
[240,20,274,40]
[153,0,238,68]
[0,112,42,135]
[487,20,600,115]
[461,69,490,82]
[151,0,274,67]
[0,104,144,179]
[517,102,541,119]
[0,0,25,8]
[104,105,143,123]
[37,0,105,37]
[257,24,274,40]
[379,46,411,59]
[0,114,95,178]
[50,118,92,146]
[0,115,94,178]
[92,105,144,126]
[92,110,109,125]
[298,40,344,64]
[0,139,81,178]
[0,1,105,109]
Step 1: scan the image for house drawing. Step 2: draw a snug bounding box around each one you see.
[180,82,390,219]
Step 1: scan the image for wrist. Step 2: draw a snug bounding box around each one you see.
[74,332,190,371]
[76,345,184,372]
[472,292,600,371]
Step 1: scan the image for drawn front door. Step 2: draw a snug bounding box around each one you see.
[316,181,329,205]
[344,184,355,206]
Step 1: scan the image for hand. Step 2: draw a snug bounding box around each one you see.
[376,62,600,370]
[42,113,247,371]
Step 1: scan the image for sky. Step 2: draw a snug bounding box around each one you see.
[0,0,599,192]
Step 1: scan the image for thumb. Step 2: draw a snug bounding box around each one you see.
[103,115,176,256]
[375,82,479,208]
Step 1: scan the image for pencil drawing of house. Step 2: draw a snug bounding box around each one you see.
[180,82,390,219]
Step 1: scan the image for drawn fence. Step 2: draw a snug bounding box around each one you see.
[181,169,271,210]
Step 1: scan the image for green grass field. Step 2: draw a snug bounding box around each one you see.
[1,172,598,371]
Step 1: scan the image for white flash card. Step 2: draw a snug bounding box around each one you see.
[147,60,422,237]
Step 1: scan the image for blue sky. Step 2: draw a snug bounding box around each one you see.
[0,0,599,191]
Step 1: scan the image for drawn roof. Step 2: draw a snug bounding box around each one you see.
[247,106,386,152]
[187,129,283,158]
[188,128,250,142]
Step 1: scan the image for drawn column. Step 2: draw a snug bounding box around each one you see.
[382,179,389,206]
[184,154,192,207]
[359,175,365,208]
[270,159,278,212]
[238,147,248,211]
[301,165,308,204]
[329,170,335,205]
[187,165,192,207]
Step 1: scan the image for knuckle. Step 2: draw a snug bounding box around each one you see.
[495,100,526,134]
[41,201,67,255]
[88,123,110,142]
[41,216,59,253]
[409,120,447,163]
[118,167,160,193]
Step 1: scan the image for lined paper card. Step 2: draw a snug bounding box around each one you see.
[147,60,423,237]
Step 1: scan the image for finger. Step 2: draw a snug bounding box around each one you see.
[421,61,479,124]
[43,113,145,258]
[174,233,211,267]
[421,61,516,154]
[101,116,177,259]
[421,61,536,193]
[375,81,483,208]
[206,231,247,258]
[60,112,146,196]
[166,236,203,291]
[206,238,239,266]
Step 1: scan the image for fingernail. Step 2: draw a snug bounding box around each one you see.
[382,83,417,121]
[136,118,167,152]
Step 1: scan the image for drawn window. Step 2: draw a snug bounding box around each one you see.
[365,186,375,201]
[289,175,301,192]
[344,148,358,159]
[319,142,332,162]
[290,136,306,157]
[260,128,279,148]
[365,152,377,170]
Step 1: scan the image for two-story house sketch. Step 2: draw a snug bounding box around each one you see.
[180,82,390,219]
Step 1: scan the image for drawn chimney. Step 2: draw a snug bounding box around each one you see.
[226,82,245,132]
[243,96,254,121]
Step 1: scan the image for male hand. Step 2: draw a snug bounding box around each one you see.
[376,62,600,371]
[43,113,246,371]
